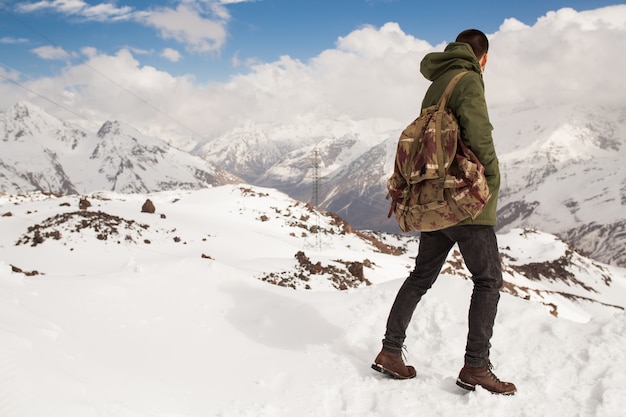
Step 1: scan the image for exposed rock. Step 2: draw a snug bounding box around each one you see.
[258,250,373,290]
[141,199,156,214]
[79,198,91,210]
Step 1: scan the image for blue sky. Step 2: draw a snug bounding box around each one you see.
[1,0,623,83]
[1,1,625,143]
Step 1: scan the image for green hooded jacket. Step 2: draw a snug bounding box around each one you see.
[420,42,500,226]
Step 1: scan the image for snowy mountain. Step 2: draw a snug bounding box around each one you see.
[195,115,404,234]
[493,103,626,267]
[2,101,625,268]
[196,115,399,193]
[196,103,626,268]
[1,185,625,416]
[0,102,240,195]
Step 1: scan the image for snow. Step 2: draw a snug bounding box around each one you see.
[1,185,625,417]
[498,229,568,264]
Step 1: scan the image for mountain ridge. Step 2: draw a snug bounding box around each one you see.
[1,100,624,268]
[0,101,241,195]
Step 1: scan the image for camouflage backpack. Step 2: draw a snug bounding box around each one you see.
[386,71,491,232]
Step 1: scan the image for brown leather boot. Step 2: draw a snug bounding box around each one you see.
[371,348,416,379]
[456,362,517,395]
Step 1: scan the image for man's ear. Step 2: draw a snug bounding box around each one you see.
[480,53,488,71]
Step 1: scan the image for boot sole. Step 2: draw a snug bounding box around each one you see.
[456,378,476,391]
[371,363,416,380]
[456,378,516,395]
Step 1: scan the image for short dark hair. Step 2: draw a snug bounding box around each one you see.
[455,29,489,59]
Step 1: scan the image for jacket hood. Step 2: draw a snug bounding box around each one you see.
[420,42,482,81]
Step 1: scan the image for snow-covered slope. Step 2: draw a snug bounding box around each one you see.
[2,101,625,268]
[3,185,621,319]
[1,185,624,416]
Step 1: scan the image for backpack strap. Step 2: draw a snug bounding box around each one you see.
[434,71,468,202]
[437,71,468,111]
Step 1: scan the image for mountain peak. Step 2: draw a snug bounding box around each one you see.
[1,103,240,195]
[12,101,32,119]
[96,120,130,139]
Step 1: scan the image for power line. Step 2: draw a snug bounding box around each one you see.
[0,6,203,139]
[0,70,100,129]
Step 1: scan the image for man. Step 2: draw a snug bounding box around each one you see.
[371,29,517,395]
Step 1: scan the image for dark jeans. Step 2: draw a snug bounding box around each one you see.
[383,225,503,368]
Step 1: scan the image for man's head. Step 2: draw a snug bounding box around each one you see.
[456,29,489,71]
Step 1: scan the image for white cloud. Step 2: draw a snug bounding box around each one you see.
[81,2,134,21]
[80,46,98,58]
[161,48,182,62]
[140,3,229,53]
[487,5,626,107]
[335,22,432,57]
[15,1,234,56]
[498,18,530,32]
[31,45,72,60]
[127,47,152,56]
[17,0,85,14]
[16,0,134,21]
[231,52,260,68]
[2,5,625,144]
[218,0,255,4]
[0,66,21,81]
[0,36,29,44]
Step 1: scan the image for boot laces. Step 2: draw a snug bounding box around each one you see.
[382,341,410,362]
[486,361,504,384]
[401,345,410,363]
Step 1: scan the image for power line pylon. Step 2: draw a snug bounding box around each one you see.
[306,146,331,251]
